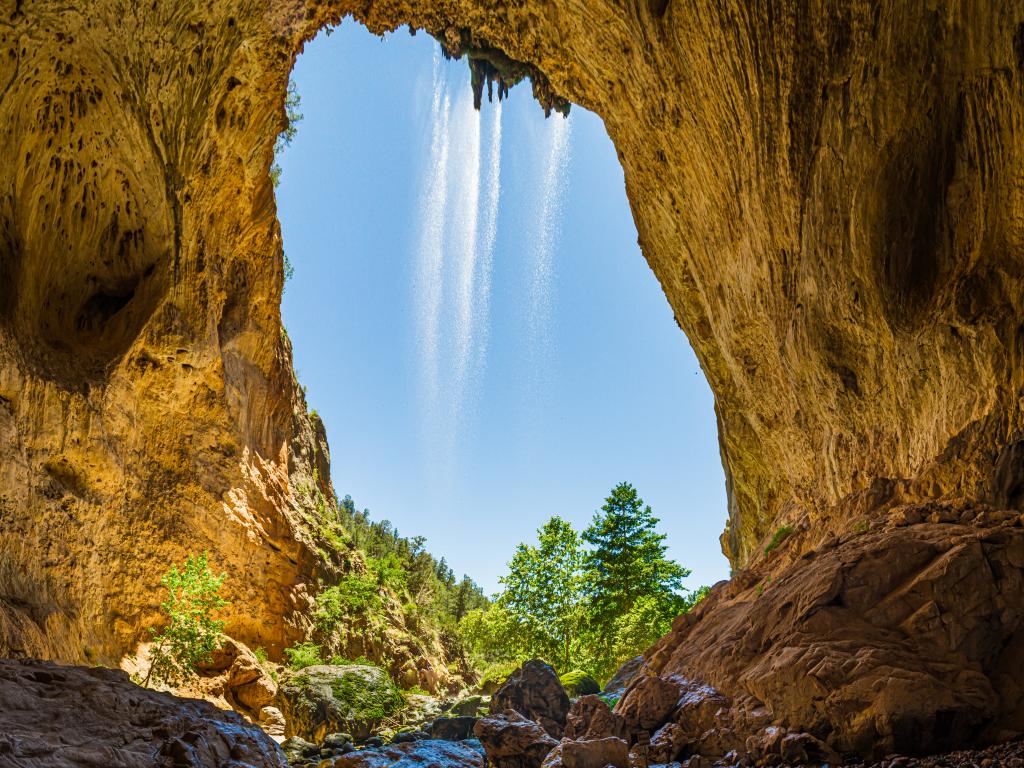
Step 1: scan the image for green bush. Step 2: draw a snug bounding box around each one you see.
[328,655,376,667]
[144,552,227,687]
[314,575,381,634]
[284,641,323,670]
[477,660,521,694]
[764,525,794,555]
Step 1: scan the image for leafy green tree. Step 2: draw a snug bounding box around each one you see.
[582,483,691,678]
[499,515,584,670]
[144,553,228,687]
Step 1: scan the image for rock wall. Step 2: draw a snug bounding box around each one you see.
[0,0,1023,743]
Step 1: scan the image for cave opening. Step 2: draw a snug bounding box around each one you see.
[276,21,729,642]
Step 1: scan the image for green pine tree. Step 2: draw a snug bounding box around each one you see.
[582,483,690,677]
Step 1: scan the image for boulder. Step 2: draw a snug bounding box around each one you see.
[564,695,626,741]
[559,671,601,698]
[277,664,406,743]
[260,705,287,738]
[603,657,647,698]
[430,716,478,741]
[0,659,287,767]
[236,672,278,711]
[616,675,683,735]
[475,709,560,768]
[540,737,629,768]
[449,694,488,717]
[282,736,321,762]
[330,739,485,768]
[491,660,570,738]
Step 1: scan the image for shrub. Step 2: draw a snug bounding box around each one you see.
[144,552,228,687]
[284,641,323,670]
[314,575,381,634]
[763,525,794,555]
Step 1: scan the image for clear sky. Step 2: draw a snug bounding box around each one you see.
[278,22,731,595]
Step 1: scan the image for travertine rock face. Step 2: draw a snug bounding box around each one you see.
[1,0,1024,756]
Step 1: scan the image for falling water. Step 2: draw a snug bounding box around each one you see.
[416,54,452,420]
[527,114,573,368]
[472,99,503,392]
[448,86,482,417]
[416,47,571,470]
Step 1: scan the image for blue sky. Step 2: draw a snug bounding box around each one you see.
[278,23,731,595]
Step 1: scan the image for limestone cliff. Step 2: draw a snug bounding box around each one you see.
[1,0,1024,754]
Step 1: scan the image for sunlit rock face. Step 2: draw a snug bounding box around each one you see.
[1,0,1024,754]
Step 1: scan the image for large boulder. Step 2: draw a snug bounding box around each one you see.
[0,658,287,767]
[490,660,570,738]
[615,674,684,735]
[429,716,478,741]
[539,737,629,768]
[277,664,406,743]
[564,695,625,741]
[474,710,559,768]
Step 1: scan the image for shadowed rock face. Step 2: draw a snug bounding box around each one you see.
[1,0,1023,757]
[0,658,288,767]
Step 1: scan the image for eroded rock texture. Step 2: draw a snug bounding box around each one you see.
[1,0,1024,758]
[0,658,287,767]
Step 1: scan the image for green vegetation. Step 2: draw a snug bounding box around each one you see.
[328,669,405,721]
[764,525,794,555]
[270,79,303,188]
[144,553,227,687]
[284,641,323,670]
[458,482,709,684]
[297,487,489,682]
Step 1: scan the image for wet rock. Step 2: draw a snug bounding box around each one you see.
[564,695,626,741]
[0,658,287,767]
[323,732,356,751]
[277,665,405,743]
[283,736,321,762]
[491,660,571,738]
[429,716,478,741]
[475,709,559,768]
[329,739,485,768]
[540,737,630,768]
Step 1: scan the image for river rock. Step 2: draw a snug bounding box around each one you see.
[430,716,478,741]
[540,737,629,768]
[475,710,560,768]
[329,739,485,768]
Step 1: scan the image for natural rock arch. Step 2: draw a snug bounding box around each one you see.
[1,0,1023,755]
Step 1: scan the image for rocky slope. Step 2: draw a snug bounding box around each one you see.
[1,0,1023,759]
[0,658,287,767]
